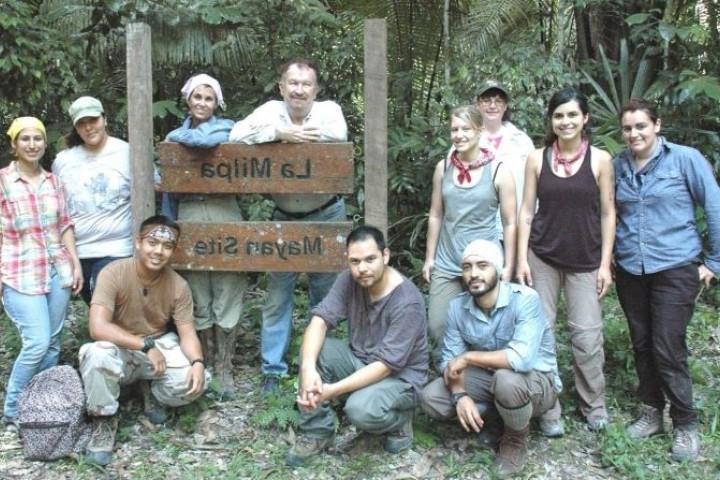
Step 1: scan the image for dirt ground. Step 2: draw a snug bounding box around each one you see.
[1,300,718,479]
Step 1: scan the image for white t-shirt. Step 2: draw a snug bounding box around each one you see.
[52,137,133,258]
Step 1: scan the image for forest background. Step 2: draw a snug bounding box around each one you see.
[0,1,719,479]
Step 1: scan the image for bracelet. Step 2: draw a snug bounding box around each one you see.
[451,391,470,407]
[190,358,205,367]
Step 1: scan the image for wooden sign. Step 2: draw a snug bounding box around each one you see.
[158,142,354,194]
[171,221,352,272]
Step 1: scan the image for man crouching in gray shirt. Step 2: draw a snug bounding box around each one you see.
[286,225,428,466]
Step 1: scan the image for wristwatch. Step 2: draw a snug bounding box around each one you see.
[451,391,470,407]
[141,336,156,353]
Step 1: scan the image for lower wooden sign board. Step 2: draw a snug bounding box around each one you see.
[171,221,352,272]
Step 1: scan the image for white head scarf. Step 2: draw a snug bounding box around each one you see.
[180,73,225,110]
[462,239,504,274]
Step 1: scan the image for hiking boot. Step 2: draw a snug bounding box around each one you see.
[261,376,280,395]
[671,425,699,462]
[285,434,335,466]
[539,417,564,438]
[493,425,529,479]
[384,415,413,454]
[215,326,238,400]
[587,414,609,432]
[140,380,168,425]
[627,404,663,439]
[85,416,118,466]
[197,328,215,369]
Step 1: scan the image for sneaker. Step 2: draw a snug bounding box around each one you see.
[671,425,699,462]
[286,434,335,466]
[141,381,168,425]
[477,423,503,450]
[85,416,118,466]
[384,415,413,454]
[261,376,280,395]
[477,406,504,450]
[539,417,564,438]
[627,404,663,439]
[587,414,609,432]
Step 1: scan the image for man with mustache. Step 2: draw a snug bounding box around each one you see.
[229,58,348,394]
[285,225,428,466]
[79,215,209,466]
[420,239,562,478]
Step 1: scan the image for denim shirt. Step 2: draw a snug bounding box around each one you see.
[165,115,234,148]
[614,137,720,276]
[162,115,235,219]
[440,282,562,392]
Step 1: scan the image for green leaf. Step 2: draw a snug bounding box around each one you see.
[625,13,650,26]
[658,22,675,42]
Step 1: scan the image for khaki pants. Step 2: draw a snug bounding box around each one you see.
[421,367,557,424]
[427,270,464,359]
[178,196,248,330]
[79,332,210,416]
[528,249,606,420]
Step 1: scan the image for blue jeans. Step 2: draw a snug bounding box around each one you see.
[2,268,71,418]
[261,197,346,376]
[80,256,127,305]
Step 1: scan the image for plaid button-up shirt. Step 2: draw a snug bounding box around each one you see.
[0,162,74,294]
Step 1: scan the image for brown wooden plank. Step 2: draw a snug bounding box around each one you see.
[363,19,388,237]
[158,142,354,194]
[126,22,155,230]
[171,221,352,272]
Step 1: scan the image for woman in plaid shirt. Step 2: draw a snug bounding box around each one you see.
[1,117,82,429]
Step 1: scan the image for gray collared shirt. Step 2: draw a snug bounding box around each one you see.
[614,137,720,276]
[440,282,562,392]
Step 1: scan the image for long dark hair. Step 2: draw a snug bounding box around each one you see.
[543,88,591,147]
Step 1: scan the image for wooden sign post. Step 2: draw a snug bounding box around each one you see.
[127,20,388,273]
[157,142,354,272]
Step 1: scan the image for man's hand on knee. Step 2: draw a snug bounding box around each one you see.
[186,362,205,396]
[147,348,167,376]
[456,396,484,433]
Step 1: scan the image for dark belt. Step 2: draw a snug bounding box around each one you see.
[274,195,341,220]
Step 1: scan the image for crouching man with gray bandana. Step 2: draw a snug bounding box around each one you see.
[420,239,562,478]
[79,215,210,466]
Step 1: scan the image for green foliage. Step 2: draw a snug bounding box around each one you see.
[251,384,300,430]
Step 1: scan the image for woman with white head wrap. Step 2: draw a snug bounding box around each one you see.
[163,73,247,400]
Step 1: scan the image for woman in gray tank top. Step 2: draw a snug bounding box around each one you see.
[423,105,517,348]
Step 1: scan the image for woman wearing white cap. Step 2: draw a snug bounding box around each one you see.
[163,73,247,400]
[52,96,133,305]
[1,117,83,428]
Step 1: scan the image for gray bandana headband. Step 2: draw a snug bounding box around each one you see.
[142,225,178,245]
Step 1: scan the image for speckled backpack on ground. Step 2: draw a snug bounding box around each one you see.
[17,365,90,460]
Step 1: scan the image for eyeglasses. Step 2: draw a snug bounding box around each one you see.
[478,96,507,107]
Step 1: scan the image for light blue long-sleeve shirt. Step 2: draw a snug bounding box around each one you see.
[614,137,720,276]
[440,282,562,392]
[165,115,234,148]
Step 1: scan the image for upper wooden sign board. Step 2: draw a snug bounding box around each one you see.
[157,142,354,194]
